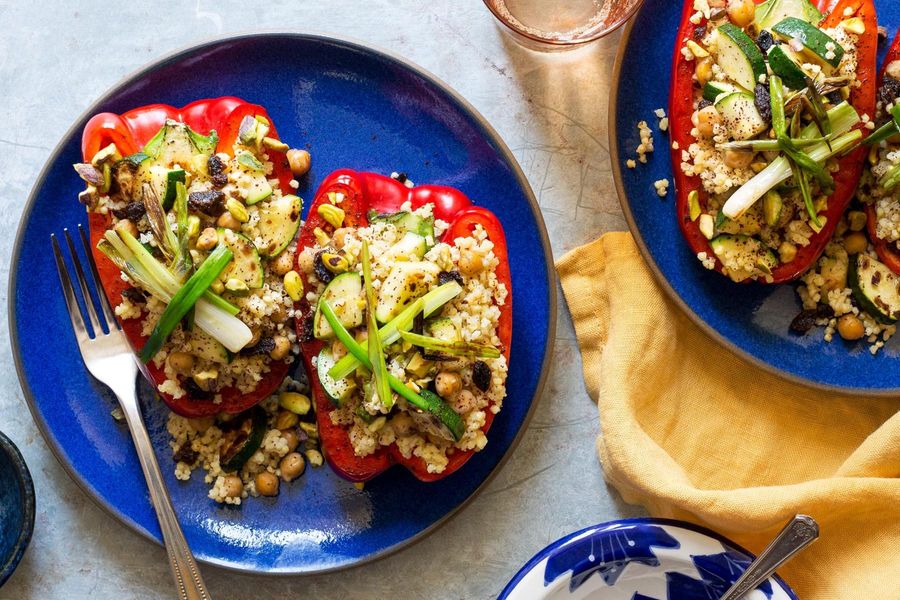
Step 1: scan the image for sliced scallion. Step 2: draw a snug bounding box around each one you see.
[398,330,501,359]
[319,300,464,440]
[361,241,392,409]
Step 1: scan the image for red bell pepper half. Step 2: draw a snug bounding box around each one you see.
[295,169,512,482]
[82,97,294,417]
[669,0,877,283]
[866,29,900,274]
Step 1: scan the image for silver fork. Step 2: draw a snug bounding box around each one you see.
[52,225,211,600]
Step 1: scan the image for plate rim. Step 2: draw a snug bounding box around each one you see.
[7,30,558,575]
[608,4,900,397]
[498,517,799,599]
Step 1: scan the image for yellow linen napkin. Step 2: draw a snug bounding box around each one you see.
[557,231,900,599]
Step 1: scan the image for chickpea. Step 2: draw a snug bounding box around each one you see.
[778,241,797,263]
[843,232,868,255]
[458,250,484,277]
[222,475,243,498]
[434,371,462,399]
[255,472,279,497]
[114,218,138,239]
[270,303,287,323]
[286,149,311,176]
[837,314,865,341]
[696,106,721,139]
[271,250,295,276]
[297,248,316,274]
[724,149,755,169]
[269,335,291,360]
[196,227,219,251]
[331,340,348,361]
[451,389,478,414]
[281,429,300,452]
[885,60,900,81]
[246,327,262,348]
[274,410,299,430]
[280,452,306,482]
[166,351,195,376]
[390,412,415,436]
[331,227,352,249]
[695,57,714,87]
[847,210,867,232]
[217,211,242,231]
[726,0,755,28]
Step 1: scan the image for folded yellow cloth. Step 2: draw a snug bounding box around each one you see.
[557,231,900,599]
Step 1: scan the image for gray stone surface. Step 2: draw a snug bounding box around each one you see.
[0,1,643,598]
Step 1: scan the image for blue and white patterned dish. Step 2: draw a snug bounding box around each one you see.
[500,519,797,600]
[0,430,34,587]
[611,0,900,394]
[10,33,555,574]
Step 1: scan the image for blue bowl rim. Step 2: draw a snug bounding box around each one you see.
[498,517,799,599]
[0,430,35,588]
[608,9,900,397]
[7,31,558,575]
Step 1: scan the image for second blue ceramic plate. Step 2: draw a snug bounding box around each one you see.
[612,0,900,394]
[10,33,555,573]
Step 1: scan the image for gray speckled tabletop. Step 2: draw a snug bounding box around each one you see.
[0,1,644,598]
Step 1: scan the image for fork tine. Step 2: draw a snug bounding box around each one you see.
[52,234,90,344]
[78,223,119,330]
[64,228,106,336]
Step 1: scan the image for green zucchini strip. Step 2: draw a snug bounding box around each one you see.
[319,299,464,441]
[139,244,234,362]
[398,330,501,359]
[361,240,393,409]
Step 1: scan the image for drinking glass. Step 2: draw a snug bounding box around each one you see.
[483,0,645,51]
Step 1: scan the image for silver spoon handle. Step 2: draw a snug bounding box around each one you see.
[720,515,819,600]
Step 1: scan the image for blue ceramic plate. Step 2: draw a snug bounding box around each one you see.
[0,431,35,587]
[499,518,798,600]
[611,0,900,394]
[10,33,555,574]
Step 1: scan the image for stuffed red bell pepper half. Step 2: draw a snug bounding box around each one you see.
[74,97,306,417]
[669,0,876,283]
[294,170,512,482]
[862,29,900,275]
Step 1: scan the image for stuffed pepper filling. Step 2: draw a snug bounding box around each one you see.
[863,61,900,247]
[677,0,869,282]
[299,199,509,475]
[76,116,303,404]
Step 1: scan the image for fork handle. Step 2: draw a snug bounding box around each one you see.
[115,380,211,600]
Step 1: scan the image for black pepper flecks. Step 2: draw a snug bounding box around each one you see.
[472,361,491,392]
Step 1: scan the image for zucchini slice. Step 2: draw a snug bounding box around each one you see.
[317,348,356,405]
[850,254,900,323]
[715,92,769,141]
[217,229,263,289]
[709,234,779,282]
[256,194,302,257]
[219,408,266,472]
[754,0,822,31]
[313,272,364,340]
[716,23,767,91]
[772,17,844,69]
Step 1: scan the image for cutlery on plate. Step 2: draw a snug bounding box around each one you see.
[53,225,211,600]
[719,514,819,600]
